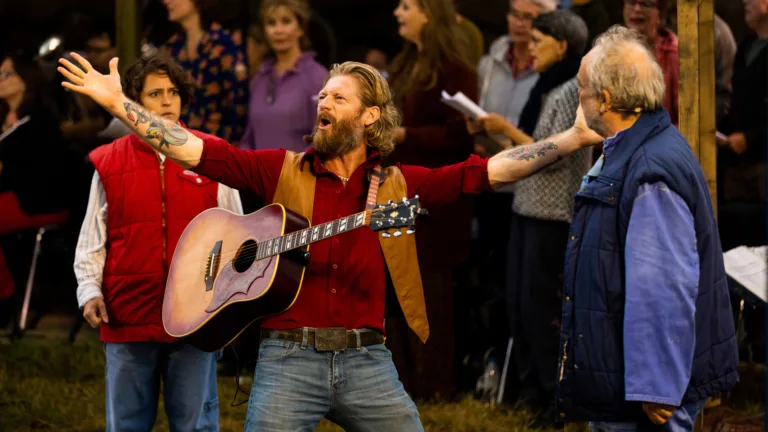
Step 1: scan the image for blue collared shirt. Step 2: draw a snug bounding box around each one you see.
[582,132,699,406]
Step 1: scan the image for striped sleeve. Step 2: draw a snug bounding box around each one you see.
[74,171,108,308]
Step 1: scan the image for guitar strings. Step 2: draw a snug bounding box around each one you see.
[197,204,410,271]
[207,204,402,260]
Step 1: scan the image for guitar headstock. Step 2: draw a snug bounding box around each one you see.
[369,196,427,237]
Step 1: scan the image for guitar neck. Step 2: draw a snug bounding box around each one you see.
[255,211,369,260]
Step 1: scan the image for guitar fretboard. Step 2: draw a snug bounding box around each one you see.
[255,211,368,260]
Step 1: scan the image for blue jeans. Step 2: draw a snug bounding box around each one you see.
[105,342,219,432]
[245,339,423,431]
[590,399,708,432]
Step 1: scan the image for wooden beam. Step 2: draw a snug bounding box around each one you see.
[678,0,718,213]
[115,0,141,74]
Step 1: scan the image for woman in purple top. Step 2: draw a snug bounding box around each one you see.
[241,0,328,152]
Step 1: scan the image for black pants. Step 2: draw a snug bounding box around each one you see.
[506,213,569,409]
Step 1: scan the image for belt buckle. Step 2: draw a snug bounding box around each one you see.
[315,328,347,352]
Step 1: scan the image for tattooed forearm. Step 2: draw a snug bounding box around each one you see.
[122,102,188,148]
[145,115,188,148]
[500,141,559,161]
[124,102,150,125]
[487,130,585,187]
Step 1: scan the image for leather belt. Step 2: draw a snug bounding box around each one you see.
[260,327,385,352]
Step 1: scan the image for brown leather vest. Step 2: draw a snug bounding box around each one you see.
[272,151,430,342]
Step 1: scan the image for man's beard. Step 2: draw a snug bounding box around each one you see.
[307,115,364,159]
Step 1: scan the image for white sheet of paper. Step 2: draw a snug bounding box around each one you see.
[440,90,487,119]
[723,246,767,303]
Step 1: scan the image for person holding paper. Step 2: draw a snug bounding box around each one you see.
[387,0,478,400]
[472,11,592,428]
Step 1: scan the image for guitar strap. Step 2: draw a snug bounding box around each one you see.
[365,165,385,211]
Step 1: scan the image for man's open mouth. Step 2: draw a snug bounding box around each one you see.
[318,118,333,130]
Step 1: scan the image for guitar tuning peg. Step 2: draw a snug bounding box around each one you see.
[407,229,415,235]
[381,232,391,238]
[388,200,394,204]
[414,195,419,199]
[402,197,407,202]
[393,230,403,237]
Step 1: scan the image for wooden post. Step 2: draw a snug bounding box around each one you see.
[115,0,141,74]
[677,0,718,212]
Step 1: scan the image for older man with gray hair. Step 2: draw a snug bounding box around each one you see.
[490,25,739,430]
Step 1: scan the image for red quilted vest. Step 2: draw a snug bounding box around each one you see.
[90,132,219,343]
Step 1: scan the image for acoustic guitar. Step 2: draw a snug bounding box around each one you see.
[162,197,425,352]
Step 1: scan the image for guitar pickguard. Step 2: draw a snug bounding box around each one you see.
[205,256,273,313]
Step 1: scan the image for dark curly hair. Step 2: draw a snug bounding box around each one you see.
[122,54,194,110]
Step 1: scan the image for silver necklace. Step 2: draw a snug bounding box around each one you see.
[323,164,349,182]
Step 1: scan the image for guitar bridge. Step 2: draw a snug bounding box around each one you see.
[204,241,223,292]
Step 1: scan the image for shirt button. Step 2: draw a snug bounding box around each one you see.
[195,178,202,184]
[334,238,340,244]
[565,296,571,302]
[332,264,338,269]
[336,189,341,194]
[570,236,576,241]
[331,288,337,294]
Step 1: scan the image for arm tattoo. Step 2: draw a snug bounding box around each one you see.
[124,102,150,125]
[501,141,559,161]
[123,102,188,148]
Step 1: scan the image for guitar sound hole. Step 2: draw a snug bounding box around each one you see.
[233,240,258,273]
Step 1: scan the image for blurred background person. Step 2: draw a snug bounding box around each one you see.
[240,0,327,154]
[714,14,737,124]
[453,0,485,66]
[717,0,768,364]
[477,0,556,147]
[59,21,125,152]
[569,0,611,50]
[385,0,477,401]
[0,52,72,327]
[163,0,249,143]
[622,0,678,126]
[245,23,270,81]
[471,10,590,427]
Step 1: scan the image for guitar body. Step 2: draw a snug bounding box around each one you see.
[163,204,309,352]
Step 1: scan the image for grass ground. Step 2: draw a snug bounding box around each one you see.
[0,325,762,432]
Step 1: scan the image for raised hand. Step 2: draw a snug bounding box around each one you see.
[58,53,123,112]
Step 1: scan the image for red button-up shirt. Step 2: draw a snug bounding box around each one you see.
[193,135,490,333]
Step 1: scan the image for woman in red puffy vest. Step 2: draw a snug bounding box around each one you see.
[73,54,242,431]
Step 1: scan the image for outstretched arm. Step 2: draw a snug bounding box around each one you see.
[58,54,203,168]
[487,106,603,187]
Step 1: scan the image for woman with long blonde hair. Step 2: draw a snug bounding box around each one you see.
[386,0,478,401]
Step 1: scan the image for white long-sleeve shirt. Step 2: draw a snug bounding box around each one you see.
[74,153,243,308]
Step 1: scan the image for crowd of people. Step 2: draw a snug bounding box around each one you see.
[1,0,766,430]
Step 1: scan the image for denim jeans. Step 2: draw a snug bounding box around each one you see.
[590,398,708,432]
[245,339,423,431]
[104,342,219,432]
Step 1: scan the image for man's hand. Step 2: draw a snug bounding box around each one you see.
[642,402,674,425]
[572,105,604,146]
[58,54,123,113]
[726,132,748,155]
[83,297,109,328]
[477,113,512,136]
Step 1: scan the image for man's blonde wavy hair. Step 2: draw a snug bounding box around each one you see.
[324,62,402,156]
